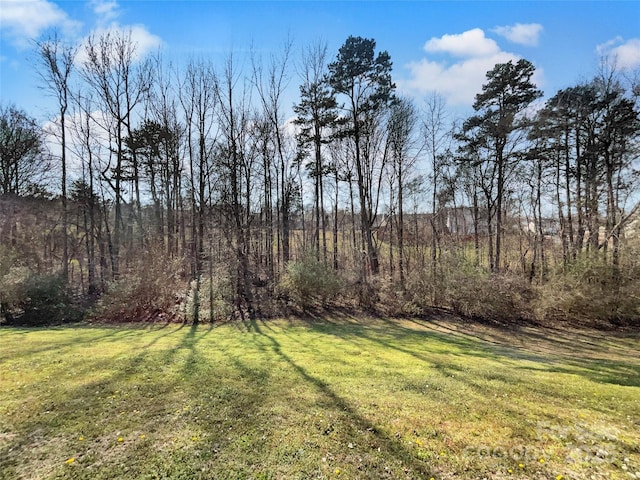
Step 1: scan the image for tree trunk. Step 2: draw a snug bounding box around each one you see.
[495,151,504,273]
[333,169,339,270]
[397,163,405,289]
[60,110,69,284]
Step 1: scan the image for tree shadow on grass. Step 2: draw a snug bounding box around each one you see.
[409,317,640,388]
[0,326,147,362]
[292,314,640,389]
[516,359,640,388]
[299,314,505,368]
[247,318,434,478]
[406,314,639,363]
[341,315,640,387]
[3,318,637,478]
[0,322,228,479]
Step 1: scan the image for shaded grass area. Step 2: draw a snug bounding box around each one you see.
[0,317,639,479]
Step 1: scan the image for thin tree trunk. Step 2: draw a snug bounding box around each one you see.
[333,170,339,270]
[397,162,405,289]
[495,153,504,273]
[61,111,69,283]
[473,187,480,267]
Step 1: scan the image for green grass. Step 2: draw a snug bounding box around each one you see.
[1,316,639,480]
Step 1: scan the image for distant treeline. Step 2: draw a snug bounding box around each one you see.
[1,32,638,327]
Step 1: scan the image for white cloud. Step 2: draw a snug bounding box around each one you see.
[91,0,120,23]
[78,23,163,65]
[402,27,545,107]
[596,36,622,56]
[77,1,162,65]
[0,0,80,47]
[402,51,518,106]
[493,23,543,46]
[123,24,163,57]
[424,28,500,58]
[597,37,640,70]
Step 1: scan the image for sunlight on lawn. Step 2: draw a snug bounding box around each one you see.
[0,318,638,479]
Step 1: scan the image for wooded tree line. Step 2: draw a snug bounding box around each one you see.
[1,31,639,325]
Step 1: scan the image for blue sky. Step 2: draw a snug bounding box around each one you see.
[1,0,639,121]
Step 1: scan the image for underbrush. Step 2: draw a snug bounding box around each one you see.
[0,273,82,326]
[3,242,638,327]
[277,253,343,310]
[273,251,640,327]
[89,249,187,322]
[535,258,640,327]
[404,255,536,323]
[184,267,235,323]
[0,245,82,326]
[400,253,639,327]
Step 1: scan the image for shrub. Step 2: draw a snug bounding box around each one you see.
[406,254,536,323]
[185,269,234,323]
[0,270,30,324]
[0,244,81,326]
[0,272,81,326]
[444,271,535,323]
[91,249,187,322]
[0,246,26,322]
[368,276,408,315]
[278,255,342,310]
[535,257,640,326]
[18,274,80,325]
[353,278,379,310]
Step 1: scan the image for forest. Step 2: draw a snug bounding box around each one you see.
[1,31,639,327]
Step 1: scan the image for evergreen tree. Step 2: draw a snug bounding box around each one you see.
[328,36,395,275]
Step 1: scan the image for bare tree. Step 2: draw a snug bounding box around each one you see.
[179,58,217,278]
[387,96,420,287]
[422,92,451,279]
[215,53,255,318]
[81,29,152,279]
[253,38,295,265]
[35,32,78,283]
[69,92,102,293]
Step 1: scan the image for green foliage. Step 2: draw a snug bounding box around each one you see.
[278,254,342,309]
[185,270,234,323]
[0,246,79,325]
[18,274,79,325]
[0,103,47,196]
[293,46,339,150]
[328,35,395,113]
[473,59,542,114]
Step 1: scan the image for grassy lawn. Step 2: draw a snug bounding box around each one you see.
[1,316,639,480]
